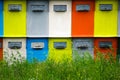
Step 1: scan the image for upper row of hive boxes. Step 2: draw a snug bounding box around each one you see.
[0,0,119,37]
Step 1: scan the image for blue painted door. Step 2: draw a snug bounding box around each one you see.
[27,38,48,62]
[0,1,3,37]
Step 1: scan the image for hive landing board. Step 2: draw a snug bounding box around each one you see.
[94,0,118,37]
[4,0,26,37]
[49,1,71,37]
[72,0,94,37]
[27,1,49,37]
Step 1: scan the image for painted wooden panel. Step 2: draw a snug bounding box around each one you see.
[117,38,120,60]
[27,38,48,62]
[94,0,118,37]
[118,0,120,37]
[73,38,94,57]
[0,38,3,60]
[94,38,117,58]
[4,0,26,37]
[0,1,3,37]
[3,38,26,62]
[49,38,72,62]
[49,1,71,37]
[72,0,95,37]
[27,1,49,37]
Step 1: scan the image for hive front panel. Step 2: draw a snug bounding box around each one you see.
[49,1,71,37]
[72,38,94,58]
[94,0,118,37]
[72,0,95,37]
[94,38,117,58]
[0,38,3,60]
[26,38,48,62]
[3,38,26,62]
[4,0,26,37]
[49,38,72,61]
[0,1,3,37]
[118,0,120,37]
[27,0,49,37]
[117,38,120,60]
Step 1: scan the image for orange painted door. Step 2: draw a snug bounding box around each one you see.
[94,38,117,58]
[0,39,3,60]
[72,0,95,37]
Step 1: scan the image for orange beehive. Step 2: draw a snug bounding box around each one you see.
[72,0,95,37]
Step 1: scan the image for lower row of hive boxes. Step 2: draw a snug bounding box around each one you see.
[0,38,118,62]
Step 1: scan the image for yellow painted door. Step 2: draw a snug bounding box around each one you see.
[49,38,72,62]
[4,0,26,37]
[94,0,118,37]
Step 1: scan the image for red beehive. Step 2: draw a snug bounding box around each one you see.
[0,38,3,60]
[94,38,117,59]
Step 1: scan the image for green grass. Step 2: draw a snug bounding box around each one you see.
[0,52,120,80]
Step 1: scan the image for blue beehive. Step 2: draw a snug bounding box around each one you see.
[0,0,3,37]
[27,38,48,62]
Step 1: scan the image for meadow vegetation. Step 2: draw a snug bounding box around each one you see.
[0,52,120,80]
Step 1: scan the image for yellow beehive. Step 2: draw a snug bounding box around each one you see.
[49,38,72,62]
[4,0,26,37]
[94,0,118,37]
